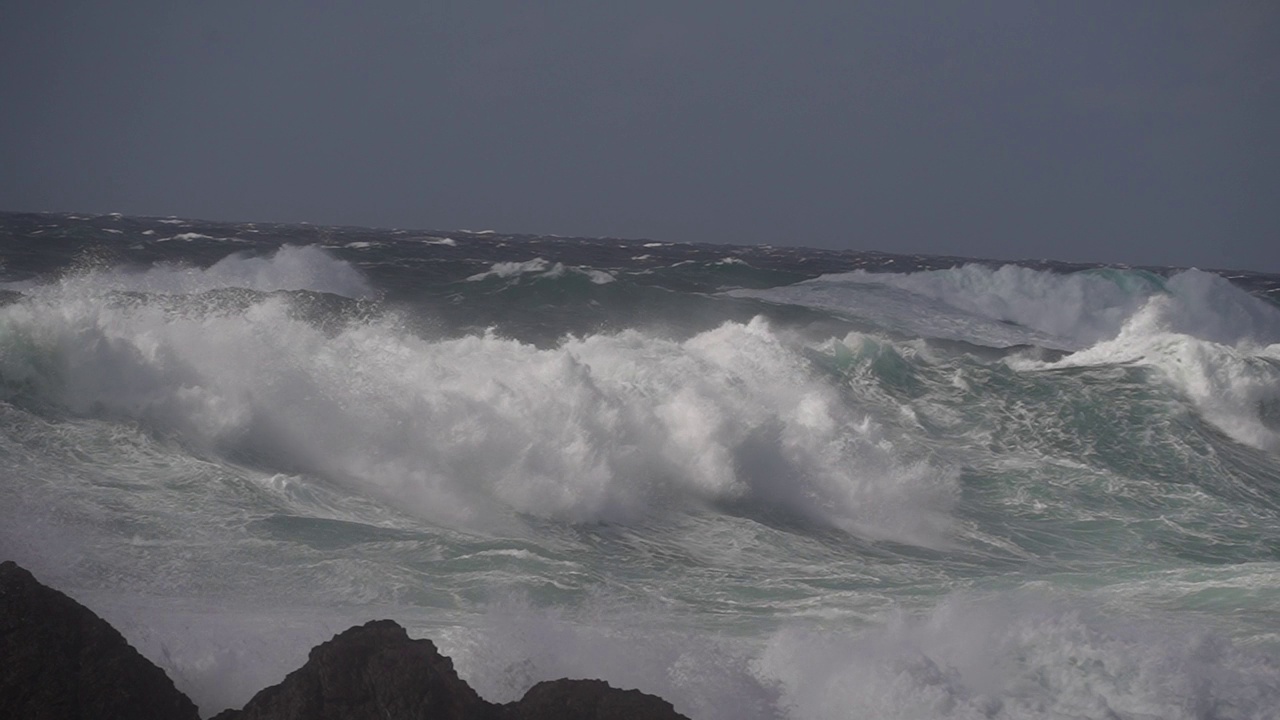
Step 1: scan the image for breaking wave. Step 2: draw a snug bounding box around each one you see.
[0,247,955,545]
[740,264,1280,351]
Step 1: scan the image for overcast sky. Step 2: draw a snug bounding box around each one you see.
[2,1,1276,270]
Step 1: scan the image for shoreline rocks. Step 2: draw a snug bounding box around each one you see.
[0,560,689,720]
[208,620,490,720]
[0,560,200,720]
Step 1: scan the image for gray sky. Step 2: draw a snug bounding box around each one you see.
[2,1,1277,270]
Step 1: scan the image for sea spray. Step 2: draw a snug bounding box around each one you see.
[0,273,956,542]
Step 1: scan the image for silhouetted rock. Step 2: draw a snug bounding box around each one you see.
[210,619,493,720]
[209,619,691,720]
[0,560,200,720]
[505,678,689,720]
[2,560,691,720]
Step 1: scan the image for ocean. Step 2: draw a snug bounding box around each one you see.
[2,210,1279,719]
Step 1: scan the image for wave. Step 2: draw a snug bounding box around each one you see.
[957,267,1280,454]
[2,244,374,299]
[0,249,955,545]
[1022,295,1280,454]
[737,264,1280,351]
[821,264,1168,348]
[737,264,1280,454]
[466,257,616,285]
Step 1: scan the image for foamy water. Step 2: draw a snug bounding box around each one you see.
[2,213,1279,719]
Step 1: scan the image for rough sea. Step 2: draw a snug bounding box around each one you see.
[2,210,1280,720]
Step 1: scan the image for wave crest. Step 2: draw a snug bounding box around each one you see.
[6,245,373,299]
[738,264,1280,351]
[0,278,955,543]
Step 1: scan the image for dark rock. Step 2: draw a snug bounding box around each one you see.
[210,619,494,720]
[2,560,691,720]
[210,619,691,720]
[505,678,689,720]
[0,560,200,720]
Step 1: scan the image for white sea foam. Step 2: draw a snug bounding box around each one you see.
[466,258,616,284]
[467,258,553,280]
[4,244,374,299]
[435,589,1280,720]
[579,268,616,284]
[0,250,954,544]
[755,590,1280,720]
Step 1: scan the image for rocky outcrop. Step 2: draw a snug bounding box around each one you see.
[0,560,200,720]
[209,620,493,720]
[211,620,689,720]
[1,560,689,720]
[504,678,688,720]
